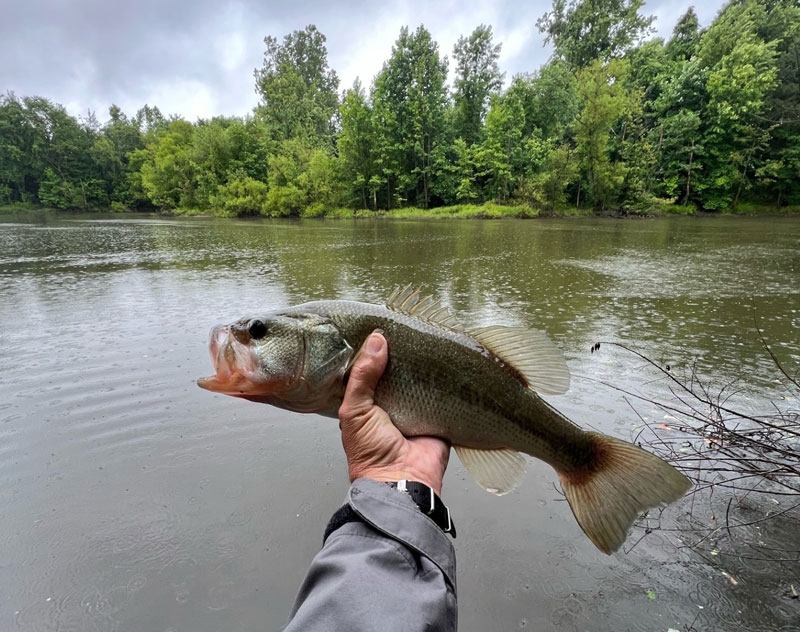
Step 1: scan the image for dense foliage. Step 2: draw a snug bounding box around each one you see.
[1,1,798,215]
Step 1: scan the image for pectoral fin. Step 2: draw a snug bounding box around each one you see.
[455,446,527,495]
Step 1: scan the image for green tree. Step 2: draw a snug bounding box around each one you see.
[655,108,703,203]
[263,139,339,216]
[134,105,167,138]
[626,39,669,110]
[702,40,779,208]
[16,96,108,209]
[213,172,270,216]
[451,138,480,203]
[254,25,339,146]
[371,25,449,208]
[476,91,525,201]
[302,149,339,214]
[693,1,779,209]
[139,120,197,209]
[452,25,503,145]
[96,105,145,207]
[338,80,377,208]
[758,2,800,205]
[649,56,709,196]
[518,60,580,139]
[0,94,36,203]
[191,117,237,206]
[537,0,655,68]
[573,59,633,209]
[665,7,702,62]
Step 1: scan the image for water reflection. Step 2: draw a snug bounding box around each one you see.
[1,210,798,631]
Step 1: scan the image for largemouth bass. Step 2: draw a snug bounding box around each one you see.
[198,287,690,554]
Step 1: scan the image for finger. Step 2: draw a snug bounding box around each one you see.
[339,331,388,423]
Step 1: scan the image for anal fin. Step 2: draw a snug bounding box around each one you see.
[454,446,527,495]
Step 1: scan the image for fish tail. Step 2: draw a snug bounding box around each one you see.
[557,432,691,554]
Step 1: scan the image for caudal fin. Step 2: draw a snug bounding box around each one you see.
[558,433,691,554]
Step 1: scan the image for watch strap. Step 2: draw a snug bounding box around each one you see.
[389,480,456,538]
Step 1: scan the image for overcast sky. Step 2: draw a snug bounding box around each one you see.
[1,0,726,123]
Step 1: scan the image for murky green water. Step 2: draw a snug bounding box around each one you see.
[1,211,798,631]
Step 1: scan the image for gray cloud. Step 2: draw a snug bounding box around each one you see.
[1,0,724,122]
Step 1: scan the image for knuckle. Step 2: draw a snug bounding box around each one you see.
[338,402,356,421]
[338,400,367,424]
[350,359,377,383]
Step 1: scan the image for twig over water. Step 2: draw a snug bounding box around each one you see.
[589,333,800,562]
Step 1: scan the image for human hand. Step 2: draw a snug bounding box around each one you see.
[338,331,450,495]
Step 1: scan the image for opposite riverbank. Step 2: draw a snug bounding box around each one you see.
[4,200,800,219]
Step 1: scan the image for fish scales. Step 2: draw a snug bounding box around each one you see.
[295,299,592,471]
[198,290,691,554]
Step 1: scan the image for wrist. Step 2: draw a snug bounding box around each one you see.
[350,467,443,496]
[386,480,456,538]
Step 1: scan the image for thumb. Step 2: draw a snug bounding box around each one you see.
[340,331,387,422]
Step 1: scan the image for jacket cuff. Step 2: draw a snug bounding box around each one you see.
[346,478,457,589]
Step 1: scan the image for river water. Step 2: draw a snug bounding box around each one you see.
[1,211,798,631]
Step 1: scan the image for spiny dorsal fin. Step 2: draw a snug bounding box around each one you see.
[386,285,463,330]
[454,446,527,495]
[468,325,570,395]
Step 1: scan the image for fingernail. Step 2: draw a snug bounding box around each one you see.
[367,332,384,354]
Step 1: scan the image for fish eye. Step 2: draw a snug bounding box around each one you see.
[248,319,267,339]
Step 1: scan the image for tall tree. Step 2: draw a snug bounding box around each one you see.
[93,105,145,206]
[452,25,504,145]
[537,0,655,68]
[0,94,35,204]
[371,25,449,208]
[254,25,339,146]
[694,1,779,209]
[757,1,800,205]
[665,7,702,61]
[338,79,377,209]
[655,108,703,203]
[516,60,580,139]
[702,40,779,208]
[573,59,634,209]
[476,91,525,201]
[135,105,167,139]
[139,120,197,209]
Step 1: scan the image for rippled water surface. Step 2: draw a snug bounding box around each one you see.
[2,211,799,631]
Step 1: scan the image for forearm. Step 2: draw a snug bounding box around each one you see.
[284,478,457,632]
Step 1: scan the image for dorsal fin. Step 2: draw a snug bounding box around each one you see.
[468,325,570,395]
[386,285,463,330]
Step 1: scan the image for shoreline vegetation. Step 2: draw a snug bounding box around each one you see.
[3,200,800,219]
[2,1,799,219]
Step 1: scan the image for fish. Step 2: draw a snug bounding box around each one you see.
[197,287,691,554]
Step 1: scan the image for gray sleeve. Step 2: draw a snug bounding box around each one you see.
[284,478,457,632]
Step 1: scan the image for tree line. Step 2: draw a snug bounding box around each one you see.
[1,0,798,216]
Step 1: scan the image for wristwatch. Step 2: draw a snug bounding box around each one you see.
[323,480,457,543]
[388,480,456,538]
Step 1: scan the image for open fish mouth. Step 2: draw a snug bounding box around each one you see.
[196,325,262,395]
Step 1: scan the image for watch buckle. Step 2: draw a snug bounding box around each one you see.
[443,506,453,534]
[426,486,435,515]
